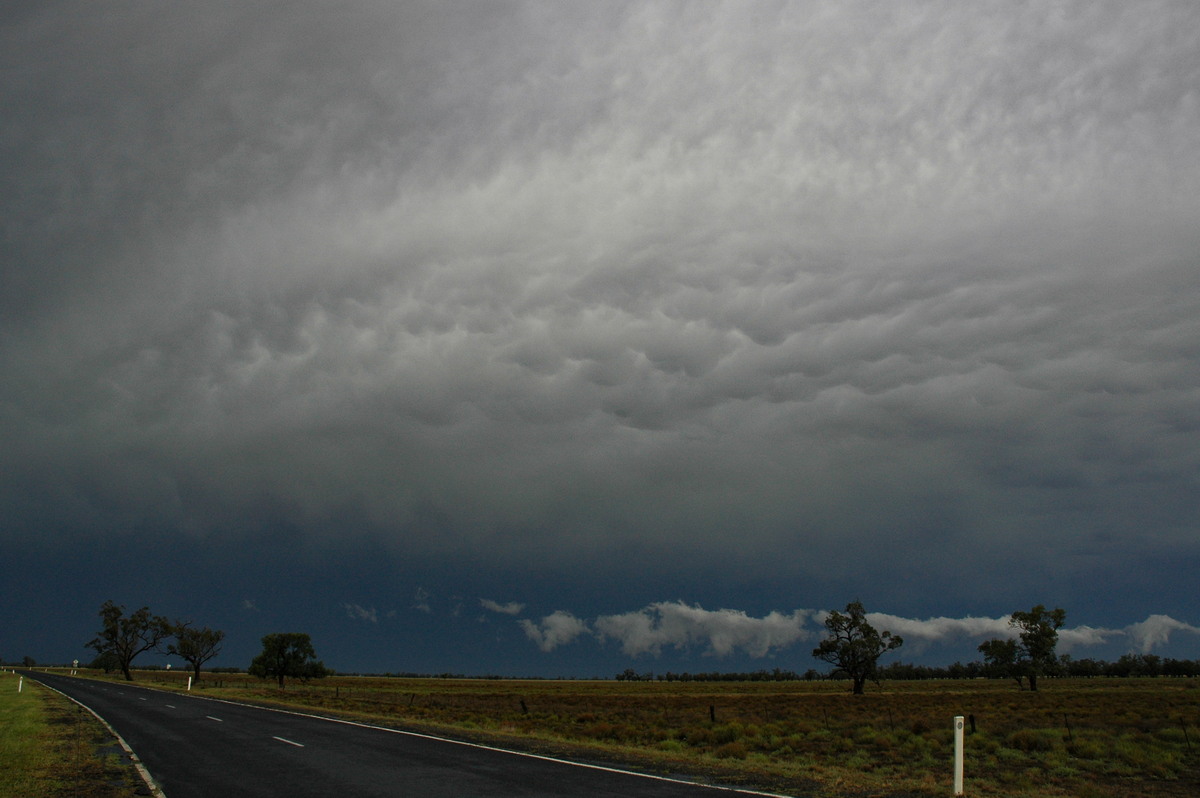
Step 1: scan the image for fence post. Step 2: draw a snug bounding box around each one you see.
[953,715,965,795]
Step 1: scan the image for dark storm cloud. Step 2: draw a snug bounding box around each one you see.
[2,1,1199,614]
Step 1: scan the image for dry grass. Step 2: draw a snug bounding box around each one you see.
[70,670,1200,797]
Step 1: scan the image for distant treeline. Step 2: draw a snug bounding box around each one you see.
[879,653,1200,680]
[616,653,1200,682]
[19,652,1198,681]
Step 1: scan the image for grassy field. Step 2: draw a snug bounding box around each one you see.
[0,670,144,798]
[37,669,1200,797]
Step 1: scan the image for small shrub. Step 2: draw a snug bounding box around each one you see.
[584,721,629,741]
[830,735,855,753]
[1006,729,1056,752]
[1065,737,1105,759]
[1154,726,1188,745]
[1114,737,1179,776]
[714,741,749,759]
[713,722,744,745]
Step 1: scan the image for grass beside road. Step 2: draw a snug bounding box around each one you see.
[0,671,145,798]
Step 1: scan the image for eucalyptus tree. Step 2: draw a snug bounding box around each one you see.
[978,604,1066,691]
[249,633,329,688]
[812,600,903,694]
[87,601,172,681]
[168,622,225,684]
[1009,605,1066,691]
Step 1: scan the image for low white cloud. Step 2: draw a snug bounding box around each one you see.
[343,603,378,624]
[524,601,1200,660]
[864,613,1013,648]
[593,601,812,658]
[1123,615,1200,653]
[412,587,431,614]
[868,611,1198,654]
[1057,625,1116,650]
[481,598,525,616]
[520,611,590,652]
[242,599,259,612]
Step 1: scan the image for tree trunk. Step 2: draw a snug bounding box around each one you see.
[121,663,134,681]
[1028,672,1038,692]
[852,676,866,695]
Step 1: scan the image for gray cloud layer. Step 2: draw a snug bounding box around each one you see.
[3,2,1199,605]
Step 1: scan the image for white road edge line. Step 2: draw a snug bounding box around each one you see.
[273,736,305,747]
[30,678,168,798]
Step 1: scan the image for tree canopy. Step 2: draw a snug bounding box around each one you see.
[248,633,329,688]
[812,600,903,694]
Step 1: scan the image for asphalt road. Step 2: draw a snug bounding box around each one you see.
[26,672,792,798]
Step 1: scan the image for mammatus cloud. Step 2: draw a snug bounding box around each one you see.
[3,2,1200,673]
[523,602,1200,659]
[343,603,378,624]
[520,611,590,653]
[480,599,525,616]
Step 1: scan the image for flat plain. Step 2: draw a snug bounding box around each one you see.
[45,670,1200,797]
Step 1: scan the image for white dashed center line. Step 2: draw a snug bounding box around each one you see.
[206,716,223,722]
[273,736,304,747]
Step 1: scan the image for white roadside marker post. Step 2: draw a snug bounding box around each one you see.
[953,715,965,795]
[187,676,192,691]
[18,677,23,693]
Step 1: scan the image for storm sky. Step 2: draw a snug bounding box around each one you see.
[3,1,1199,675]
